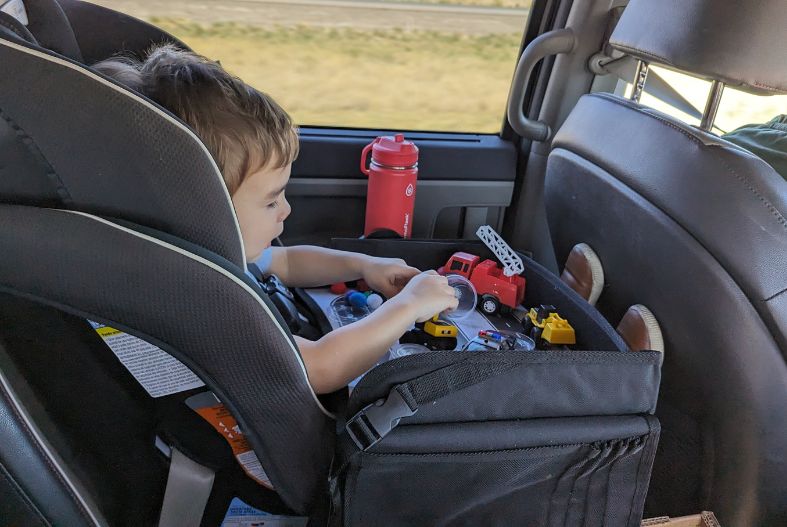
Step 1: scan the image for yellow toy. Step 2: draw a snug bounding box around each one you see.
[423,316,458,338]
[523,305,576,346]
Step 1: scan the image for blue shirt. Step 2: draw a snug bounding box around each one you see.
[255,247,273,274]
[245,247,273,280]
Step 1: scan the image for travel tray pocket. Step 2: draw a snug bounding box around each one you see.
[337,416,660,527]
[331,350,662,527]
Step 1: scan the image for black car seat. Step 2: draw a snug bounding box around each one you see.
[0,0,82,60]
[544,0,787,525]
[0,15,335,527]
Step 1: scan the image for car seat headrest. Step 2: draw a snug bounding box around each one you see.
[1,0,83,61]
[610,0,787,94]
[24,0,82,61]
[0,35,247,267]
[55,0,191,65]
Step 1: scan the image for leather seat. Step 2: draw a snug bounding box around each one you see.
[544,1,787,525]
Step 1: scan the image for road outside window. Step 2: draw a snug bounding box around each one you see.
[90,0,532,133]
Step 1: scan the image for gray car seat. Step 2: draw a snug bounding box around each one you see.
[0,0,188,63]
[544,0,787,525]
[0,17,336,526]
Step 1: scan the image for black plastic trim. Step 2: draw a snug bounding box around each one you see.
[293,128,516,182]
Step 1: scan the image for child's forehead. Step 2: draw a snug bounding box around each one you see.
[245,162,291,194]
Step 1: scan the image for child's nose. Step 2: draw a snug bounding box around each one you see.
[278,197,291,222]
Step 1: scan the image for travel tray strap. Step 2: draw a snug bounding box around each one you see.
[343,357,514,452]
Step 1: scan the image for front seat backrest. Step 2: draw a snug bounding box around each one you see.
[544,1,787,525]
[0,29,335,518]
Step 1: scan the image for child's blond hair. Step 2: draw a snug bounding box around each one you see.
[94,44,299,194]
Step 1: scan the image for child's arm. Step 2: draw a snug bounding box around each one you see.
[294,271,458,394]
[267,246,420,298]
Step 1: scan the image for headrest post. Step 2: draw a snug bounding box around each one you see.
[630,60,649,103]
[699,80,724,132]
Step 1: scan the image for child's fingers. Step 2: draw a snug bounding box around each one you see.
[394,266,420,281]
[390,266,421,290]
[444,286,460,310]
[402,265,421,276]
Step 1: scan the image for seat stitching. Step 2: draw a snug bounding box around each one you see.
[594,99,787,232]
[592,94,712,145]
[608,43,784,92]
[0,18,34,42]
[607,42,672,66]
[0,108,73,204]
[551,147,786,310]
[712,154,787,230]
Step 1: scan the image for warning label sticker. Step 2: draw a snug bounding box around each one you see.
[221,497,307,527]
[186,391,273,488]
[88,320,205,398]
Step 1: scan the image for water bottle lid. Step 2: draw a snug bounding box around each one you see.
[370,134,419,167]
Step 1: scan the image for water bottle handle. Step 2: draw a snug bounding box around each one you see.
[360,139,378,176]
[360,143,373,176]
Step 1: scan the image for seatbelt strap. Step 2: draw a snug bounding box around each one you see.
[344,356,515,451]
[158,447,216,527]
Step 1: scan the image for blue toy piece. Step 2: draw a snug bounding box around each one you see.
[347,291,369,309]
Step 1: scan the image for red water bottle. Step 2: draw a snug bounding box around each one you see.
[360,134,418,238]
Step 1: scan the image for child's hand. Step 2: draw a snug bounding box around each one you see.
[393,270,459,322]
[360,256,421,298]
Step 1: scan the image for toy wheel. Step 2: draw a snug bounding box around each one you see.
[479,294,500,315]
[436,337,457,351]
[529,327,548,349]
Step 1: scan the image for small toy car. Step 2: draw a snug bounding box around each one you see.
[423,316,458,338]
[522,305,576,348]
[462,330,535,352]
[401,325,457,351]
[438,227,526,316]
[440,252,526,315]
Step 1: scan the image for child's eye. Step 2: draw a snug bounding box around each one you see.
[266,200,279,209]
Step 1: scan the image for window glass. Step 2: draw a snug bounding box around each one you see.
[91,0,532,133]
[450,260,464,271]
[632,66,787,134]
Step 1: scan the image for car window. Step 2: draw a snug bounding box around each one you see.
[450,260,464,271]
[91,0,532,133]
[630,66,787,134]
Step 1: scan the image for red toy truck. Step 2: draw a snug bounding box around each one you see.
[440,251,526,315]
